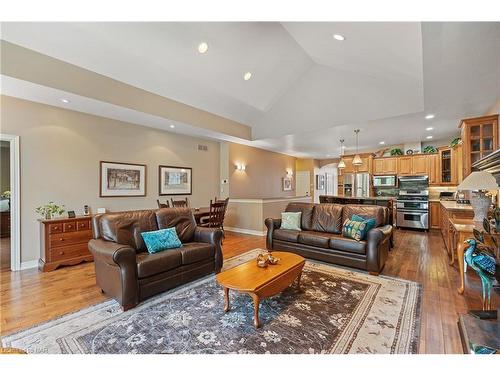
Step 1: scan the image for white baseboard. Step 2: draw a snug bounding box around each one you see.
[20,260,38,270]
[225,227,266,237]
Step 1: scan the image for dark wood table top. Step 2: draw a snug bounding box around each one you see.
[191,207,210,223]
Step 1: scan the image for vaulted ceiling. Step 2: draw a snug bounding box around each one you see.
[1,22,499,158]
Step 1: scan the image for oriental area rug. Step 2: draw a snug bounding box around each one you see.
[2,249,421,354]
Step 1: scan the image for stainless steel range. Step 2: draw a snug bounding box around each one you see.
[396,176,429,230]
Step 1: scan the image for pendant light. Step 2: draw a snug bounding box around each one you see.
[337,138,346,169]
[352,129,363,166]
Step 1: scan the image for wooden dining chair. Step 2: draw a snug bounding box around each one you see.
[200,199,228,239]
[171,197,189,208]
[157,199,170,209]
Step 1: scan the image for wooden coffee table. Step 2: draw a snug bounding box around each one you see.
[215,251,305,328]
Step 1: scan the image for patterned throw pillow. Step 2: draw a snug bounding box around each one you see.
[352,214,377,234]
[280,212,302,231]
[342,219,369,242]
[141,227,182,254]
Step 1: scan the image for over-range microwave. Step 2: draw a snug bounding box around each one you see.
[373,175,397,188]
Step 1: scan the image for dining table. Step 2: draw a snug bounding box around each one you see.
[191,207,211,224]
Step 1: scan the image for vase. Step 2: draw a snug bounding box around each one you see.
[45,212,52,220]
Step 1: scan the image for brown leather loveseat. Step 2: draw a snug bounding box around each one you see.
[89,208,223,310]
[265,203,392,275]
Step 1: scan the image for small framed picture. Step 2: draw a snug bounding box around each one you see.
[159,165,192,196]
[67,210,76,218]
[100,161,147,197]
[283,176,293,191]
[316,174,325,190]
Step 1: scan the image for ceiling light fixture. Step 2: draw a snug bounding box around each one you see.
[333,34,345,41]
[379,141,385,145]
[426,135,433,139]
[198,42,209,54]
[352,129,363,166]
[337,139,346,169]
[170,125,175,129]
[426,127,434,131]
[60,99,70,103]
[425,114,435,120]
[243,72,252,81]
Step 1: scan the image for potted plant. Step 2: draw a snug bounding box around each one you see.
[423,145,437,154]
[1,191,11,210]
[450,137,462,148]
[35,202,65,220]
[390,148,403,156]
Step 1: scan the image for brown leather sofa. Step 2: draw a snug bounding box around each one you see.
[89,208,223,310]
[265,203,392,275]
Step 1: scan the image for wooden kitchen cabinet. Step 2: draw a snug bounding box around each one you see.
[460,114,498,179]
[412,154,429,175]
[339,154,373,174]
[397,157,413,175]
[373,157,398,175]
[430,201,441,229]
[429,153,440,185]
[438,146,458,185]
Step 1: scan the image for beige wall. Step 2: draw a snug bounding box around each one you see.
[0,142,10,194]
[229,143,296,199]
[1,96,220,263]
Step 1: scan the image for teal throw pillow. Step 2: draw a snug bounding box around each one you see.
[280,212,302,231]
[141,227,182,254]
[342,219,369,242]
[352,214,377,234]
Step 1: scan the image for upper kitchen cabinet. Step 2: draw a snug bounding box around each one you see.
[428,153,440,185]
[460,114,498,178]
[373,157,397,175]
[411,154,429,175]
[438,145,462,185]
[339,154,373,174]
[397,156,413,175]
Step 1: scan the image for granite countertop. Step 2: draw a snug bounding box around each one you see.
[324,196,396,201]
[439,200,474,211]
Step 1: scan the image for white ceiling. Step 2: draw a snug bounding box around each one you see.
[1,22,499,158]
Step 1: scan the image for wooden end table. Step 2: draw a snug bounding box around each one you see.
[215,251,305,328]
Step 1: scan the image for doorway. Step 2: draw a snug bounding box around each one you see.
[0,134,20,271]
[296,171,311,197]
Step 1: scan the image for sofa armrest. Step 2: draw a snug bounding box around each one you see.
[265,218,282,250]
[366,225,392,274]
[88,238,139,309]
[194,227,223,273]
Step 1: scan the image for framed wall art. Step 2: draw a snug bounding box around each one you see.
[283,176,293,191]
[100,161,147,197]
[159,165,192,196]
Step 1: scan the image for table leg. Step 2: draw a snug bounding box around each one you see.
[251,293,260,328]
[457,234,465,295]
[223,287,230,312]
[296,271,303,289]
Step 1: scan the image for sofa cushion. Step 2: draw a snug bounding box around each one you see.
[342,205,386,227]
[330,236,367,255]
[156,208,197,243]
[298,231,334,249]
[274,229,300,243]
[285,202,314,231]
[99,210,159,252]
[179,242,215,265]
[311,204,343,234]
[136,249,182,278]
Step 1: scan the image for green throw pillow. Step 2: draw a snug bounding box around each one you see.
[342,218,369,242]
[352,214,377,236]
[280,212,302,231]
[141,227,182,254]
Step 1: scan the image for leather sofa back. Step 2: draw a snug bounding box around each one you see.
[156,208,197,243]
[99,210,159,252]
[285,202,314,231]
[342,205,386,227]
[311,204,343,234]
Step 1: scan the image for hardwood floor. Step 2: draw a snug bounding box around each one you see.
[0,229,497,353]
[0,237,10,271]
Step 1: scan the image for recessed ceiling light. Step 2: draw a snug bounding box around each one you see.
[426,127,434,131]
[426,135,433,139]
[379,141,385,145]
[333,34,345,41]
[198,42,209,54]
[425,114,435,120]
[60,99,70,103]
[170,125,175,129]
[243,72,252,81]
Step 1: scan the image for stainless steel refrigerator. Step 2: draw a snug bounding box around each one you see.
[343,173,371,197]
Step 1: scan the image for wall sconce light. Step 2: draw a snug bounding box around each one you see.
[235,164,246,171]
[286,168,293,176]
